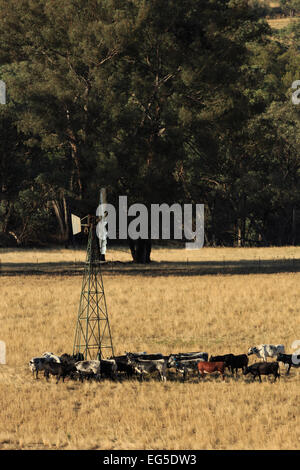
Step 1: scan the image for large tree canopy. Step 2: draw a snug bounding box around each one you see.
[0,0,299,256]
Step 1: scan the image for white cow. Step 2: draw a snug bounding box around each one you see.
[247,344,285,362]
[75,360,101,381]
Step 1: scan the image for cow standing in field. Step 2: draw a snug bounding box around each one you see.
[43,360,76,384]
[197,361,226,381]
[126,354,167,382]
[229,354,249,375]
[210,354,248,376]
[29,352,62,379]
[243,362,280,382]
[100,359,118,380]
[167,356,206,381]
[277,353,300,375]
[111,355,136,378]
[209,354,234,372]
[75,360,101,382]
[247,344,285,362]
[29,357,48,379]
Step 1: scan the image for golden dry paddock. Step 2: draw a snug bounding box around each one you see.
[0,247,299,450]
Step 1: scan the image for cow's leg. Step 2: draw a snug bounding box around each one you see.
[287,364,291,375]
[198,371,204,381]
[258,373,262,383]
[160,371,166,382]
[161,367,167,382]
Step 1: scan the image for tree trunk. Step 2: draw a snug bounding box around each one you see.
[52,195,70,244]
[129,239,152,263]
[292,207,296,246]
[237,221,242,247]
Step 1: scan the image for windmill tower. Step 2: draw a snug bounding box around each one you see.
[72,189,114,360]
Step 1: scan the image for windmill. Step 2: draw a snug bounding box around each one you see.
[71,188,114,360]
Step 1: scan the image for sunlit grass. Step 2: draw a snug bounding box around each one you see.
[0,248,299,449]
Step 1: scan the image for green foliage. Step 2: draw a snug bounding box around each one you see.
[0,0,299,248]
[280,0,300,16]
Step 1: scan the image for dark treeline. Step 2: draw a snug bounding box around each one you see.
[1,0,300,259]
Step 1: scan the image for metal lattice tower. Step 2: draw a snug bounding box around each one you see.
[73,216,114,360]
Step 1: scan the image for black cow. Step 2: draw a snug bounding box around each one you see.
[112,355,136,378]
[243,362,280,383]
[60,353,84,364]
[209,354,234,372]
[100,359,118,380]
[277,353,300,375]
[230,354,249,375]
[43,361,76,383]
[210,354,248,376]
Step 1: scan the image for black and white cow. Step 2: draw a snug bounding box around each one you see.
[277,353,300,375]
[75,360,101,381]
[247,344,285,362]
[29,357,48,379]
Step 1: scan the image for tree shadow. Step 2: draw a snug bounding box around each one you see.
[1,257,300,277]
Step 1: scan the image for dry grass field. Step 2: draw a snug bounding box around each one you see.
[268,17,298,29]
[0,247,299,450]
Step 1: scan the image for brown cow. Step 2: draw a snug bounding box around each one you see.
[197,361,226,381]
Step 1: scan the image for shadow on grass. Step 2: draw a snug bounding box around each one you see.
[1,257,300,277]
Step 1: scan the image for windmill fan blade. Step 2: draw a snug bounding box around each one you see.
[71,214,81,235]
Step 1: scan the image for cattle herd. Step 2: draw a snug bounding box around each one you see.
[28,343,300,384]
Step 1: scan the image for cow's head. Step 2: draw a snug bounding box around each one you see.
[243,367,250,375]
[247,347,256,356]
[167,355,176,368]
